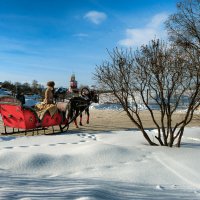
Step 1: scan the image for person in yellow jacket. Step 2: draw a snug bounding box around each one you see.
[35,81,57,119]
[43,81,55,104]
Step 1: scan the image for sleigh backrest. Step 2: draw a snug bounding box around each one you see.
[0,95,21,106]
[0,96,39,129]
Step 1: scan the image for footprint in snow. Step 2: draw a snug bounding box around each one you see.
[3,146,13,149]
[79,140,86,143]
[19,145,29,148]
[57,142,67,145]
[155,185,165,190]
[79,133,97,141]
[48,144,56,146]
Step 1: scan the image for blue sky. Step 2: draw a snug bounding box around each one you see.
[0,0,178,87]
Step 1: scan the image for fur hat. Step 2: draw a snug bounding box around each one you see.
[47,81,55,87]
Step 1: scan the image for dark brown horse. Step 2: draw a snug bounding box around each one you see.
[57,88,99,128]
[68,89,99,128]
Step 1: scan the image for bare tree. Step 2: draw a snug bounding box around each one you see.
[31,80,43,94]
[165,0,200,82]
[94,48,155,145]
[165,0,200,51]
[166,0,200,127]
[134,40,200,147]
[94,40,200,147]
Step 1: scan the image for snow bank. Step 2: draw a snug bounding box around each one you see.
[0,128,200,199]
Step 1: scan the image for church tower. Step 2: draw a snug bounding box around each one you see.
[69,73,78,92]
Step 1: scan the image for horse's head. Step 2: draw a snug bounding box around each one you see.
[80,87,99,103]
[89,90,99,103]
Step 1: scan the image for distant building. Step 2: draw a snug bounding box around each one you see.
[69,74,78,92]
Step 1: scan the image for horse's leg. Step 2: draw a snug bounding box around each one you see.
[74,118,78,128]
[73,109,79,128]
[86,108,90,124]
[79,113,83,126]
[79,106,84,126]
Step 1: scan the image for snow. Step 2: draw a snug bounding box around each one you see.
[0,127,200,199]
[0,94,200,199]
[90,103,123,110]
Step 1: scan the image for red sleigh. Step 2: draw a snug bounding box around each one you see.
[0,96,68,135]
[0,88,99,135]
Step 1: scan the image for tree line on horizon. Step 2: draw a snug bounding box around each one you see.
[0,80,44,96]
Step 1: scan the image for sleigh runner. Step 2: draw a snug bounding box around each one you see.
[0,88,99,135]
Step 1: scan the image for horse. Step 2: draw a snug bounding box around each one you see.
[56,88,99,128]
[68,89,99,128]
